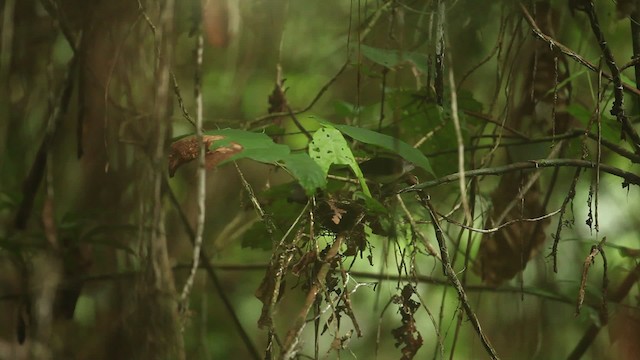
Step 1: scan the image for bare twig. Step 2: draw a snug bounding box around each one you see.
[434,208,561,234]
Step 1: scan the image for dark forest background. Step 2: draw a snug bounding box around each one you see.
[1,0,640,359]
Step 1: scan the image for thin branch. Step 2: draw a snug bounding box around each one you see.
[163,178,261,360]
[425,128,640,164]
[179,32,205,305]
[3,263,621,311]
[549,168,582,272]
[434,208,561,234]
[576,1,640,154]
[400,158,640,192]
[415,190,499,360]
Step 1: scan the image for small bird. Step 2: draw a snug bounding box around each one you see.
[357,156,415,184]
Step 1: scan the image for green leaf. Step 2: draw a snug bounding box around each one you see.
[207,128,291,164]
[281,153,327,195]
[309,127,372,197]
[324,122,435,176]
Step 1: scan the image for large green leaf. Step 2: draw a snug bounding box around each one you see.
[309,127,372,197]
[322,122,435,176]
[207,129,291,163]
[204,129,325,195]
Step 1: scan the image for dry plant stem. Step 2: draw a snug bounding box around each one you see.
[163,177,261,360]
[575,237,608,316]
[417,192,499,360]
[401,158,640,192]
[448,59,472,226]
[179,33,205,304]
[550,168,582,272]
[281,234,345,360]
[519,3,640,99]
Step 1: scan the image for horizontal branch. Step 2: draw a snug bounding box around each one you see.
[401,159,640,192]
[2,263,614,311]
[426,128,640,164]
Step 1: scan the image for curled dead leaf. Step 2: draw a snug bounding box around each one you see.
[168,135,243,177]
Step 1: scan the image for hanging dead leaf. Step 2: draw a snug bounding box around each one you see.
[474,172,551,286]
[168,135,243,177]
[391,284,423,360]
[268,80,288,114]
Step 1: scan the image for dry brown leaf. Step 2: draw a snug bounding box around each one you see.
[168,135,242,177]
